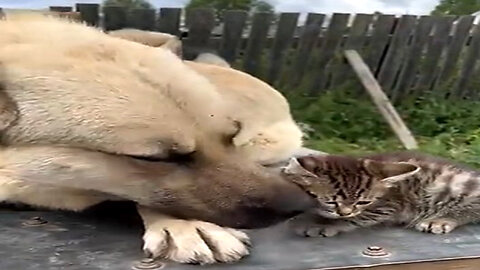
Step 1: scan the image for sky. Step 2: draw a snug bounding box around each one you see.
[0,0,441,15]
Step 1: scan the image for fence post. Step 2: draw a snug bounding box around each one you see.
[243,12,272,77]
[183,8,216,60]
[157,8,182,36]
[103,6,127,31]
[75,3,100,26]
[289,13,324,88]
[308,13,350,94]
[266,12,299,86]
[220,10,248,64]
[127,8,156,30]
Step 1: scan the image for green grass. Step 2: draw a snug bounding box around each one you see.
[286,89,480,168]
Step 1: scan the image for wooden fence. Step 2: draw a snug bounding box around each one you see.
[10,4,480,101]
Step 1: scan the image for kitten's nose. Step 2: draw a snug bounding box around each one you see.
[338,206,354,216]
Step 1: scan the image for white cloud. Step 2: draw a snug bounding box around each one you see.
[1,0,440,15]
[269,0,439,15]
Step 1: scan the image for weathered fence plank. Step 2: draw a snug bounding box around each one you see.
[49,6,72,12]
[267,12,299,86]
[393,16,435,101]
[183,8,216,60]
[127,8,156,30]
[220,10,248,64]
[377,15,417,94]
[331,13,373,88]
[157,8,181,36]
[455,24,480,98]
[365,14,396,74]
[75,3,99,26]
[435,15,475,89]
[345,14,374,49]
[414,16,454,92]
[103,6,127,31]
[309,13,350,94]
[243,12,273,77]
[289,13,324,88]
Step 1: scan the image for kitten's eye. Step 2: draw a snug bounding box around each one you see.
[356,200,372,206]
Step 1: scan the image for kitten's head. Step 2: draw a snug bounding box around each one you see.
[282,155,420,219]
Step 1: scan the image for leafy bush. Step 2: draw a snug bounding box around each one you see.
[287,89,480,168]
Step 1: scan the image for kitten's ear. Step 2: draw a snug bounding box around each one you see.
[363,159,420,184]
[282,157,318,186]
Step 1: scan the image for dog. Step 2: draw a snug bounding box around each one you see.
[0,13,314,264]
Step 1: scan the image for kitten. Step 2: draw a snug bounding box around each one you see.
[282,151,480,237]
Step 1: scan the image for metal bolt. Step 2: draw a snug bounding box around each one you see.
[362,246,390,257]
[131,258,164,270]
[22,216,48,227]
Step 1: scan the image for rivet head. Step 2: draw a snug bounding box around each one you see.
[131,258,164,270]
[362,246,390,257]
[22,216,48,227]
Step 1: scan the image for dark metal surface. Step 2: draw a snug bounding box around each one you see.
[2,202,480,270]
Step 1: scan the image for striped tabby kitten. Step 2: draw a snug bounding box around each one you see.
[282,151,480,237]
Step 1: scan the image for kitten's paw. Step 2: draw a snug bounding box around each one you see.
[415,218,458,234]
[295,224,341,237]
[143,219,251,264]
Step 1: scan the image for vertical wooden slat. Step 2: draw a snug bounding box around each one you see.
[344,14,374,49]
[103,6,127,31]
[220,10,248,64]
[377,15,417,94]
[49,6,72,12]
[183,8,216,60]
[435,15,475,88]
[308,13,350,94]
[266,12,299,86]
[414,16,454,91]
[290,13,325,87]
[393,16,435,100]
[75,3,99,26]
[157,8,182,36]
[455,24,480,98]
[331,13,373,88]
[127,8,156,30]
[243,13,273,77]
[365,14,396,74]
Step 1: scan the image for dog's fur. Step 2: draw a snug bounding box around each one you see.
[0,13,312,264]
[107,29,304,166]
[108,28,183,57]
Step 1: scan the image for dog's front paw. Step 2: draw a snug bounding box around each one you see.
[415,218,458,234]
[143,219,251,264]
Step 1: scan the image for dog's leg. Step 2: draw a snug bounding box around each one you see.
[137,206,250,264]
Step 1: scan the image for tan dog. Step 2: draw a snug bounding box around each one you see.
[0,13,313,264]
[107,29,304,166]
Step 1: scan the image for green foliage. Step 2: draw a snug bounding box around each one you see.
[431,0,480,15]
[186,0,275,19]
[287,89,480,168]
[103,0,153,10]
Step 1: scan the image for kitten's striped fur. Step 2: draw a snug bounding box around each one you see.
[283,151,480,237]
